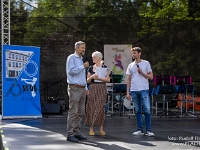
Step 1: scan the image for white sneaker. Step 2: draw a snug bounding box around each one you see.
[146,131,154,137]
[132,130,144,136]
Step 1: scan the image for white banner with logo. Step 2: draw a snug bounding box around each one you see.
[104,44,132,83]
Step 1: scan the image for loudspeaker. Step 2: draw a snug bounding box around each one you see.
[41,103,63,115]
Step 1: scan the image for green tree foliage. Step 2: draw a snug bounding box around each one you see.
[24,0,90,46]
[10,0,29,45]
[131,0,200,80]
[76,0,141,45]
[21,0,200,84]
[23,0,94,88]
[138,0,200,36]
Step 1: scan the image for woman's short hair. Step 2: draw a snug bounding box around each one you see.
[92,51,103,60]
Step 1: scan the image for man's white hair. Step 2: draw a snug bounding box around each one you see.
[75,41,85,48]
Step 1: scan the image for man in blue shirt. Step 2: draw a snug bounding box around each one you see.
[66,41,89,142]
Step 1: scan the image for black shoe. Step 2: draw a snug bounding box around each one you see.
[67,136,79,142]
[74,135,87,141]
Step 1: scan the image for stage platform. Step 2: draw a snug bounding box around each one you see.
[0,112,200,150]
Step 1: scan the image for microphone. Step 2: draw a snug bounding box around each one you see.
[82,55,88,63]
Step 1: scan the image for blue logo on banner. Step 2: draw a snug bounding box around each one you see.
[2,45,41,118]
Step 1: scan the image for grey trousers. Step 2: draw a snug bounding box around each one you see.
[67,85,86,137]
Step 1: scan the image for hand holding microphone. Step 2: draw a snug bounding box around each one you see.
[136,63,142,74]
[84,62,89,68]
[83,55,89,68]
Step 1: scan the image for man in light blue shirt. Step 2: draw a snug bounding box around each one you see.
[66,41,89,142]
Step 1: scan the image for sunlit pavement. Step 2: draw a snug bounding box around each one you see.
[0,112,200,150]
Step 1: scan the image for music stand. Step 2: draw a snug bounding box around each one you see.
[158,86,179,118]
[177,84,194,116]
[174,76,194,116]
[174,76,192,85]
[154,75,172,116]
[154,75,172,85]
[149,87,155,115]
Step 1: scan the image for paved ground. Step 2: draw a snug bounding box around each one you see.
[0,112,200,150]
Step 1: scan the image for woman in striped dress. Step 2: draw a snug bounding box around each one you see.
[85,51,110,136]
